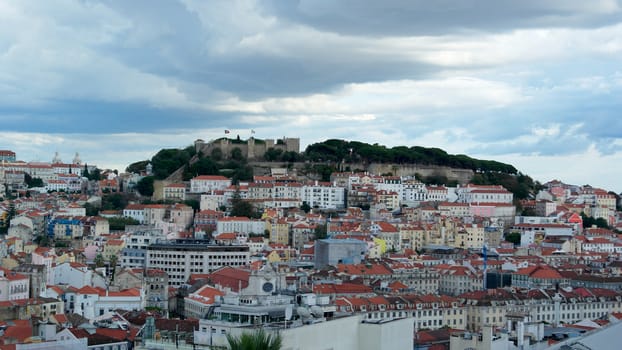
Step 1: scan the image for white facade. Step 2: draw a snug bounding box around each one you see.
[200,193,226,211]
[123,205,146,224]
[45,180,69,192]
[426,186,449,202]
[195,314,413,350]
[457,184,513,204]
[300,182,346,209]
[190,175,231,193]
[163,184,186,201]
[0,269,29,301]
[75,287,143,320]
[53,262,93,289]
[217,217,266,235]
[145,240,250,286]
[402,181,427,204]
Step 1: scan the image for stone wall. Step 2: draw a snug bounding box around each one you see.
[196,137,300,161]
[251,162,474,184]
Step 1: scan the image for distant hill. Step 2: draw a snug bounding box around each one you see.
[126,138,540,201]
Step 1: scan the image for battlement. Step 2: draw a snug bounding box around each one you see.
[195,137,300,160]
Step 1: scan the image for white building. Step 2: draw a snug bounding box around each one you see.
[74,285,143,320]
[0,268,29,301]
[123,204,146,224]
[53,262,93,289]
[145,239,250,286]
[300,181,346,209]
[200,193,227,211]
[190,175,231,193]
[163,183,186,201]
[120,227,166,269]
[195,313,413,350]
[426,186,449,202]
[45,180,69,192]
[457,184,513,204]
[217,216,266,236]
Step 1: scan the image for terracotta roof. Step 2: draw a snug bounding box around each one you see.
[215,233,237,240]
[207,266,250,292]
[192,175,229,181]
[188,285,225,305]
[313,282,373,295]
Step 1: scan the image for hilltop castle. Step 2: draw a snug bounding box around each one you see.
[194,137,300,160]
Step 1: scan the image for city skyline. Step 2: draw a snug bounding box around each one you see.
[1,1,621,191]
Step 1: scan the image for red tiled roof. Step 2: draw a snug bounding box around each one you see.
[188,285,225,305]
[336,263,392,276]
[193,175,229,181]
[313,283,373,295]
[208,267,250,292]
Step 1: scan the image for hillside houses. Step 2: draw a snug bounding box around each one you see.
[3,152,622,350]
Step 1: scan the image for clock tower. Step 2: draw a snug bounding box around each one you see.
[243,263,279,296]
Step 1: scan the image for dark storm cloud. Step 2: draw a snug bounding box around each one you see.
[0,100,235,134]
[265,0,622,36]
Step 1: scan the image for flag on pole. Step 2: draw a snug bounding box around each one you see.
[224,130,230,134]
[251,129,255,134]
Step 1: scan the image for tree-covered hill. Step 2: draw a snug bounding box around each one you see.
[126,138,540,201]
[304,139,517,174]
[126,144,253,184]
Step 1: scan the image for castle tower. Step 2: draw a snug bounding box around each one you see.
[247,137,255,159]
[194,139,205,154]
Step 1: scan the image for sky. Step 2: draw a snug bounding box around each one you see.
[1,0,621,192]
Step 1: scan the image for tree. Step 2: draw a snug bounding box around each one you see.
[264,148,283,161]
[34,234,51,247]
[136,176,154,196]
[150,148,191,179]
[226,329,282,350]
[107,217,140,231]
[183,199,200,211]
[314,223,328,240]
[126,160,150,174]
[211,148,223,161]
[581,212,609,229]
[300,202,311,213]
[231,147,244,161]
[109,255,118,281]
[505,232,521,246]
[24,173,44,188]
[102,193,128,210]
[231,197,257,218]
[94,254,105,268]
[189,157,219,177]
[86,168,101,181]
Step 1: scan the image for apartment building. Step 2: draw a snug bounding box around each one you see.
[145,239,250,286]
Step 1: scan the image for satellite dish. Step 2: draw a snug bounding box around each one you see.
[285,305,293,321]
[297,307,311,319]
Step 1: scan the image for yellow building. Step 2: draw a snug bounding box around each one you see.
[266,219,290,245]
[103,239,125,262]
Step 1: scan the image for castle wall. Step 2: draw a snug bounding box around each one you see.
[193,138,474,185]
[198,137,300,161]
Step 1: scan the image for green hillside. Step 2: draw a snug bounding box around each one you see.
[126,139,540,200]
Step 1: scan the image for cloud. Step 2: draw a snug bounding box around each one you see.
[266,0,622,36]
[0,1,621,191]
